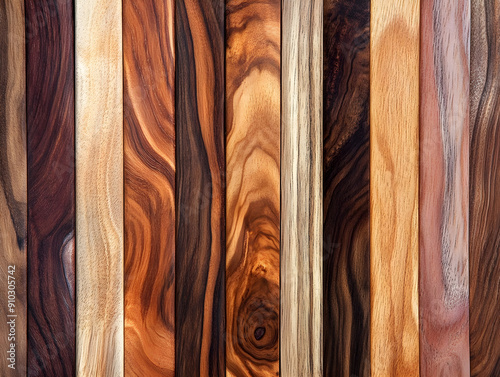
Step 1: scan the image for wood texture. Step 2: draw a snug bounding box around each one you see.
[226,1,280,376]
[419,0,470,375]
[281,1,322,376]
[0,1,26,375]
[323,1,370,376]
[370,1,420,375]
[26,0,75,375]
[470,1,500,375]
[175,1,225,376]
[75,1,123,375]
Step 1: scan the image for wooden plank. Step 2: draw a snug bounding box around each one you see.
[470,1,500,375]
[281,1,322,376]
[323,1,370,376]
[225,1,280,376]
[370,0,420,375]
[419,0,470,375]
[123,0,175,375]
[26,0,75,375]
[75,1,123,375]
[0,1,26,375]
[175,0,225,376]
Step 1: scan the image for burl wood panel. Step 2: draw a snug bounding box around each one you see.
[470,1,500,375]
[323,1,370,376]
[75,0,123,375]
[226,1,280,376]
[26,0,75,375]
[281,1,322,376]
[0,1,26,375]
[175,1,225,376]
[419,0,470,375]
[370,0,420,375]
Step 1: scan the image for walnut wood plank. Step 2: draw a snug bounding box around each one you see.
[470,1,500,375]
[26,0,75,375]
[175,1,225,376]
[370,1,420,375]
[281,1,322,376]
[123,0,175,375]
[226,1,280,376]
[323,1,370,376]
[75,1,123,375]
[419,0,470,375]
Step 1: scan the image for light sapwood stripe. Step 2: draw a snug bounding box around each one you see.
[75,1,123,375]
[281,0,322,376]
[419,0,470,375]
[370,0,420,375]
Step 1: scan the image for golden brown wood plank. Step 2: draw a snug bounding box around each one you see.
[226,1,280,376]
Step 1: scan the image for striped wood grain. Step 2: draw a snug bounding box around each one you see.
[370,0,420,375]
[175,0,225,375]
[419,0,470,375]
[123,0,175,375]
[281,0,322,376]
[470,1,500,375]
[226,1,280,376]
[75,1,123,375]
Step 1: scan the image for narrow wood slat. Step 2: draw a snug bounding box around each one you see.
[281,1,322,376]
[123,0,175,375]
[26,0,75,375]
[370,0,420,375]
[75,1,123,375]
[419,0,470,375]
[323,0,370,375]
[470,1,500,375]
[225,1,280,376]
[175,0,225,375]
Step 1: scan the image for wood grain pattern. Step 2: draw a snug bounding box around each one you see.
[226,1,280,376]
[281,1,322,376]
[75,1,123,375]
[419,0,470,375]
[0,1,26,375]
[123,0,175,375]
[470,1,500,375]
[175,1,225,376]
[370,0,420,375]
[26,0,75,375]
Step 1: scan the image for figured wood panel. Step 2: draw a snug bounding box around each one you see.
[226,1,280,376]
[26,0,75,375]
[123,0,175,376]
[419,0,470,375]
[470,1,500,375]
[370,1,420,375]
[281,1,322,376]
[323,1,370,376]
[75,1,123,375]
[175,1,225,376]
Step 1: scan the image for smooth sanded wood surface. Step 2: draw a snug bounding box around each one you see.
[370,1,420,375]
[323,1,370,376]
[75,1,123,375]
[470,1,500,375]
[175,1,225,376]
[281,1,322,376]
[0,1,26,375]
[123,0,175,376]
[226,1,280,376]
[419,0,470,375]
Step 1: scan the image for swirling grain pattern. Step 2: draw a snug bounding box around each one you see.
[323,1,370,376]
[470,1,500,375]
[226,1,280,376]
[26,0,75,375]
[123,0,175,375]
[176,0,225,375]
